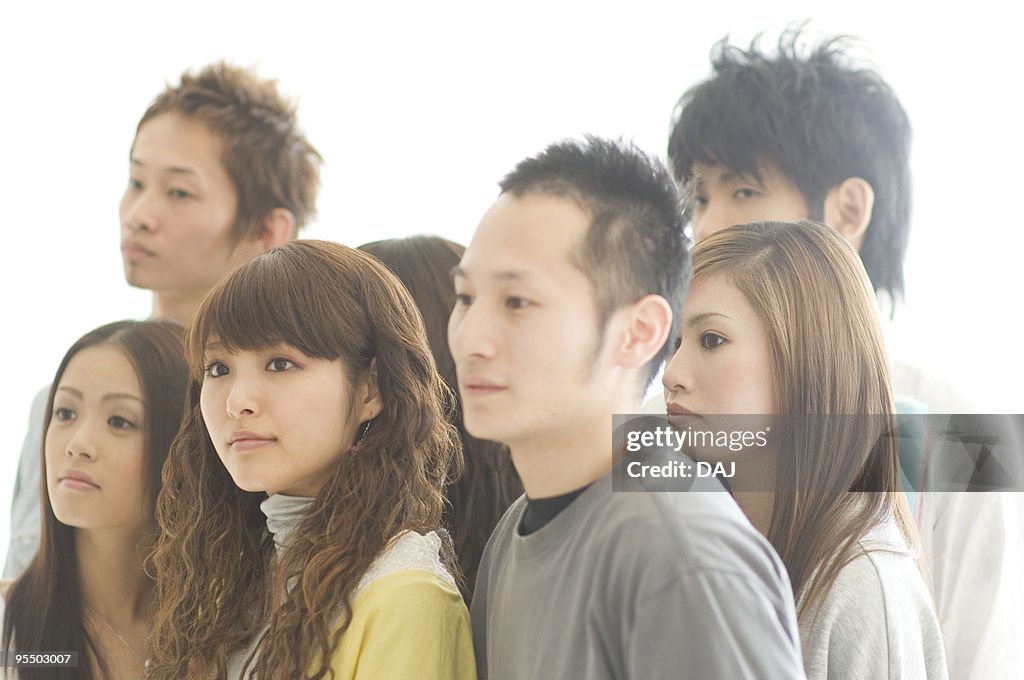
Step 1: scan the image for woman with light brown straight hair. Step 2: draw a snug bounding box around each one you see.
[662,221,947,679]
[147,240,475,679]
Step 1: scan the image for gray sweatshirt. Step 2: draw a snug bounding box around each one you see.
[471,467,806,679]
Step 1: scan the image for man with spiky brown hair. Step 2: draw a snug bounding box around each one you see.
[4,62,322,577]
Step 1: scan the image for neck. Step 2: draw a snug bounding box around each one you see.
[75,525,153,624]
[511,394,641,498]
[150,290,200,325]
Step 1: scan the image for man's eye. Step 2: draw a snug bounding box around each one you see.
[734,188,759,199]
[108,416,137,430]
[128,178,143,191]
[700,332,726,350]
[694,195,709,207]
[204,362,229,378]
[505,297,531,310]
[169,188,192,200]
[267,358,297,372]
[54,407,76,422]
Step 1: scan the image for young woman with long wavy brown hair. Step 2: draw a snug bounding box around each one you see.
[662,221,947,679]
[358,235,522,602]
[147,240,474,679]
[1,320,187,680]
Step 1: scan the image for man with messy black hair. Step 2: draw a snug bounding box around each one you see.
[668,29,1022,679]
[669,30,910,305]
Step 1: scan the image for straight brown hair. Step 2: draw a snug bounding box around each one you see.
[692,221,919,623]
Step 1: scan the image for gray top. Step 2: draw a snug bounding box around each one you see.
[471,464,806,680]
[3,387,48,579]
[225,493,315,679]
[799,518,948,680]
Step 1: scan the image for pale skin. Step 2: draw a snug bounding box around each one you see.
[662,274,780,536]
[44,345,155,677]
[449,192,672,498]
[690,159,873,249]
[120,112,294,324]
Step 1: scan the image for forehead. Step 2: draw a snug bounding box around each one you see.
[685,273,759,323]
[59,344,141,397]
[459,192,591,286]
[131,112,228,177]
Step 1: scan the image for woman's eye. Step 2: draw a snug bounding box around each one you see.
[694,194,709,207]
[734,188,759,199]
[700,332,726,350]
[267,358,296,372]
[454,293,473,307]
[169,188,192,200]
[108,416,137,430]
[204,362,229,378]
[128,178,143,191]
[505,297,531,310]
[54,407,76,422]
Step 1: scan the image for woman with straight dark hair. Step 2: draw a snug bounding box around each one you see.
[359,235,522,601]
[662,221,947,679]
[148,240,475,679]
[1,320,187,680]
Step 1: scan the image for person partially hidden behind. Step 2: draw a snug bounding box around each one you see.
[4,62,321,578]
[667,30,1022,678]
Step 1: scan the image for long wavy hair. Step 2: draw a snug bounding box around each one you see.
[692,221,919,624]
[148,240,461,679]
[359,235,522,602]
[1,320,187,680]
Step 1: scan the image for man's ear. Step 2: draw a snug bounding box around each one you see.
[822,177,874,251]
[256,207,296,253]
[356,358,384,422]
[610,295,673,370]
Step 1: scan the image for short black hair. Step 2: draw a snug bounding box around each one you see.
[668,28,911,301]
[500,135,691,388]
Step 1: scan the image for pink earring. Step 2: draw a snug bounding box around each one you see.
[350,419,373,454]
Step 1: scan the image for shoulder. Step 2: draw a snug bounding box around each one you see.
[801,521,945,679]
[336,570,475,680]
[890,358,977,413]
[354,530,457,598]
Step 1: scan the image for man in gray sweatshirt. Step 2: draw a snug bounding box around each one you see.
[449,136,806,679]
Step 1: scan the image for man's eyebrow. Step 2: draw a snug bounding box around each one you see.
[128,158,198,177]
[685,312,733,327]
[720,169,763,187]
[450,266,534,282]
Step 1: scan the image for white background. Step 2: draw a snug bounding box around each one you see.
[1,1,1022,568]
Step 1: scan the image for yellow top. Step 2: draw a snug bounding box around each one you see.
[325,569,477,680]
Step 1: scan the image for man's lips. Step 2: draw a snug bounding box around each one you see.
[460,377,507,397]
[228,431,276,452]
[121,241,155,261]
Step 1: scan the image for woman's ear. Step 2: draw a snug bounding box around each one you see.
[822,177,875,251]
[357,358,384,422]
